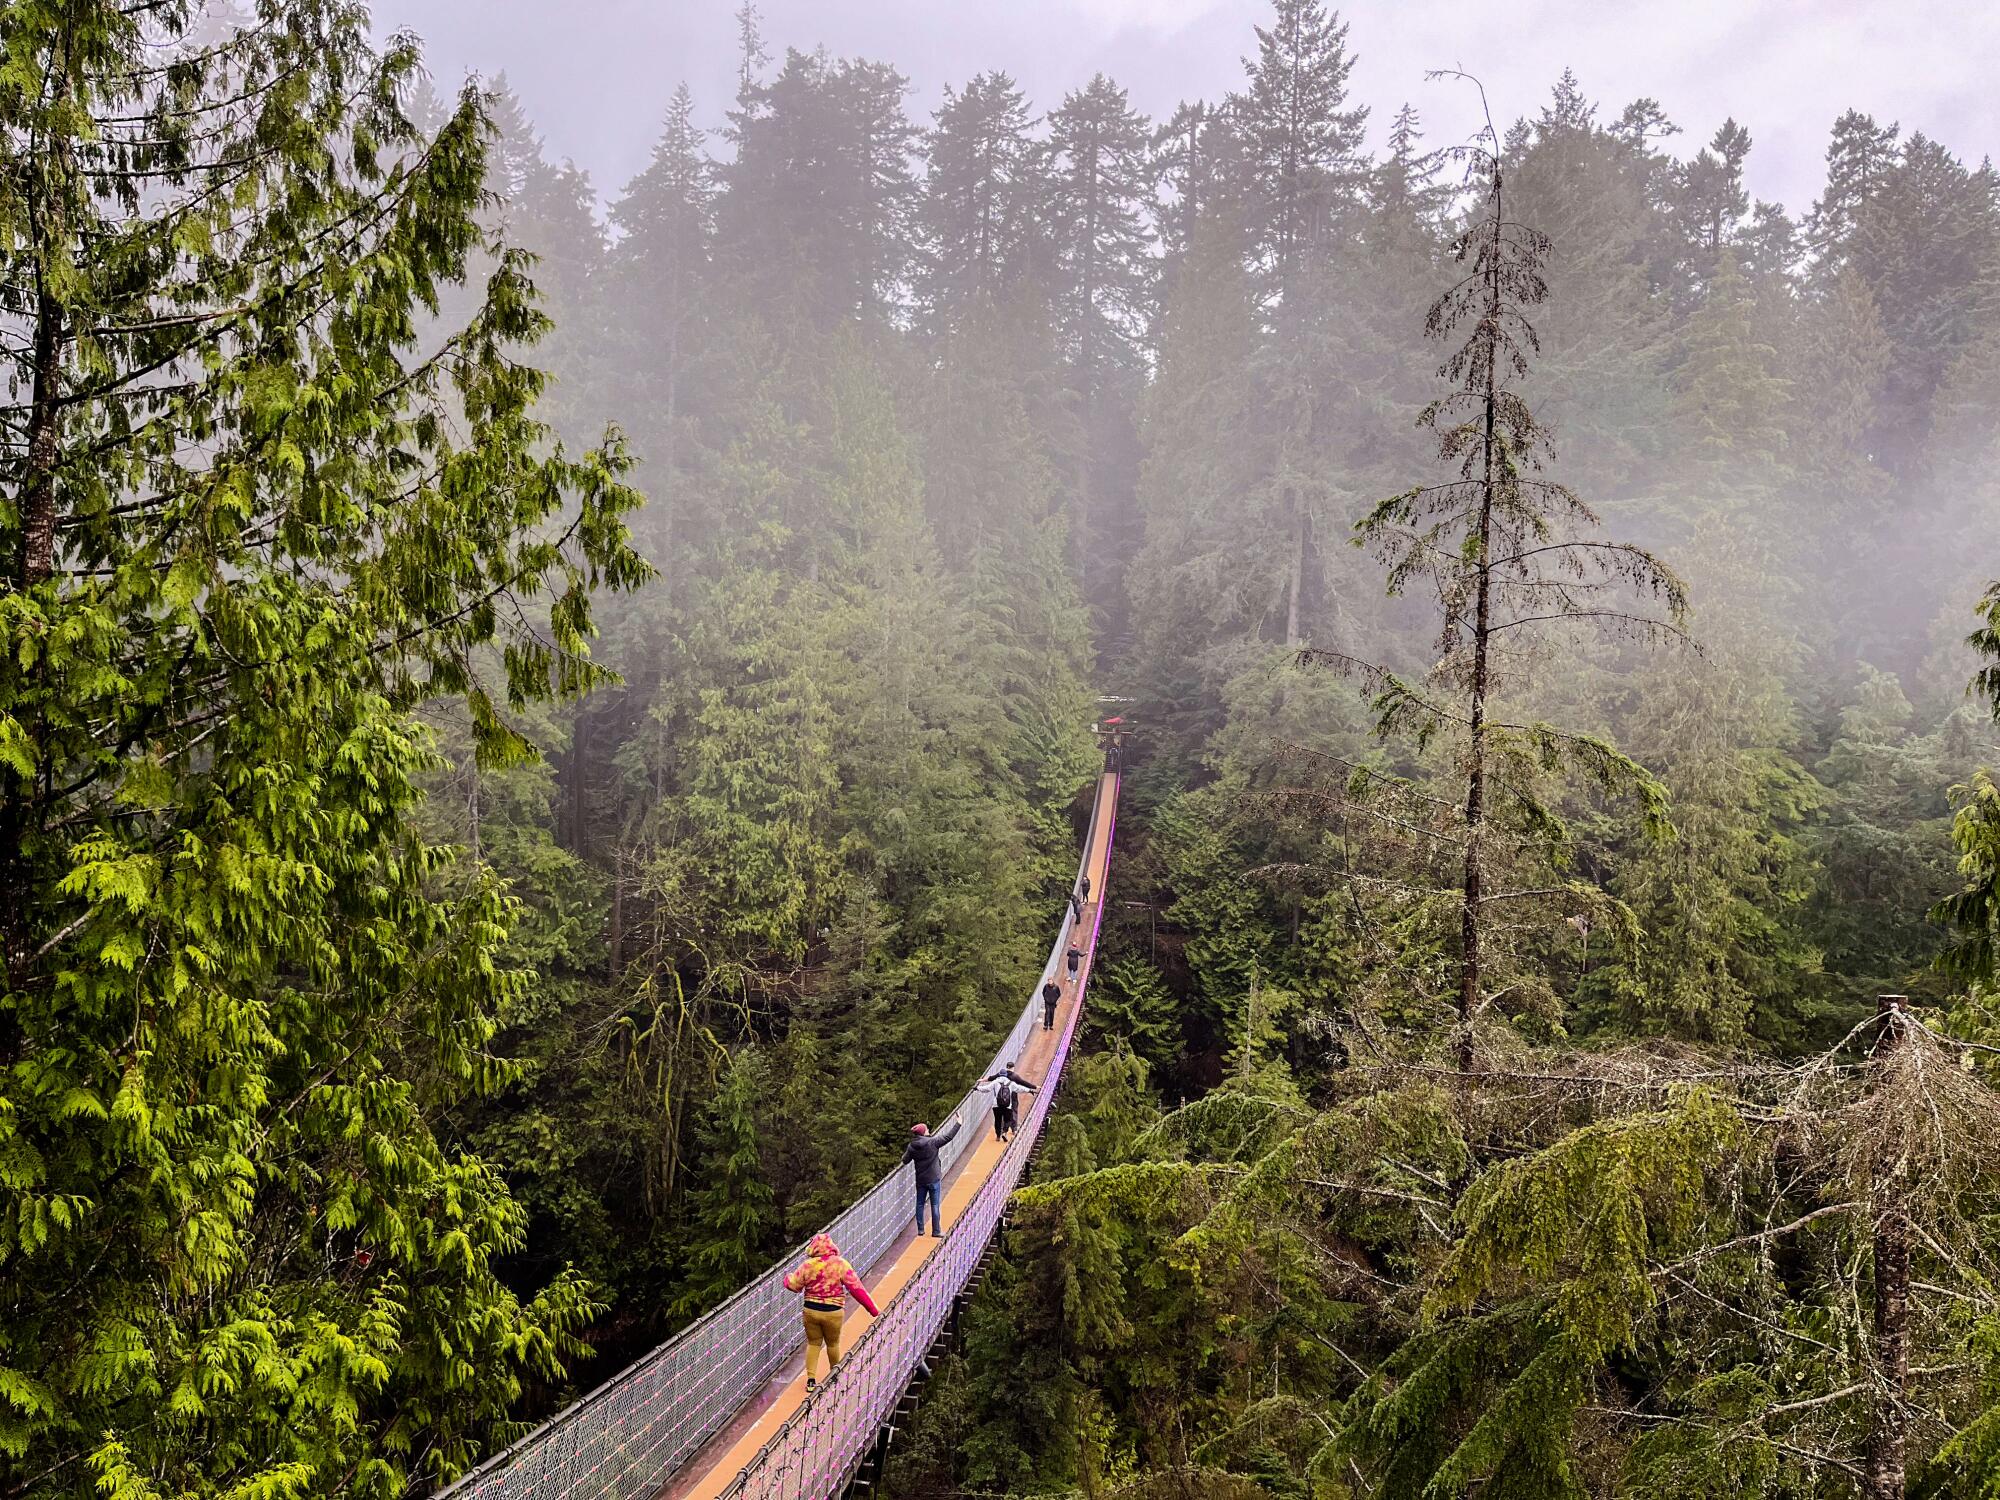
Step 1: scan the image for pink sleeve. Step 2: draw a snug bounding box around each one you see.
[845,1271,880,1317]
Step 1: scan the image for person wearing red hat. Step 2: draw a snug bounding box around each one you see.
[900,1118,960,1237]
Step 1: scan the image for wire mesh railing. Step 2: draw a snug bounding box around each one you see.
[435,769,1118,1500]
[714,792,1114,1500]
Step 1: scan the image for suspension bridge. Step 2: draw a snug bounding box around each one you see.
[436,754,1124,1500]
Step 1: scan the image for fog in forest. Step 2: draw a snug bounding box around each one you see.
[11,2,2000,1496]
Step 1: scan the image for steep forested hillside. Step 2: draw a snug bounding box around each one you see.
[7,0,2000,1496]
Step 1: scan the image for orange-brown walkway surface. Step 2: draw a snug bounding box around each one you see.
[661,771,1118,1500]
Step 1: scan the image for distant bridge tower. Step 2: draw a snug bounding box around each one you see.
[1094,699,1134,770]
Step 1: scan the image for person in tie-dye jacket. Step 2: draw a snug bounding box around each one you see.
[783,1231,881,1391]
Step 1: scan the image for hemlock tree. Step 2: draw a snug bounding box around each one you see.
[0,2,646,1493]
[1231,0,1368,309]
[1042,74,1156,386]
[918,71,1043,334]
[1040,72,1154,598]
[1308,96,1686,1071]
[720,48,920,325]
[674,1051,779,1318]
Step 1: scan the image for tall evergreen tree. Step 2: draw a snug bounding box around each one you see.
[0,3,647,1491]
[1040,74,1155,601]
[1502,73,1671,497]
[720,49,920,324]
[1041,74,1156,384]
[1666,118,1753,299]
[1369,103,1452,249]
[1670,250,1791,484]
[608,85,713,551]
[1152,100,1234,279]
[674,1051,779,1316]
[1844,132,2000,473]
[481,79,607,435]
[918,72,1043,334]
[1313,114,1685,1070]
[1231,0,1368,308]
[1803,109,1901,270]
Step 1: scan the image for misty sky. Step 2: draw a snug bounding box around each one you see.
[371,0,1996,222]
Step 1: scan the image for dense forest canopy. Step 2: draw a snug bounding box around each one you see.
[5,0,2000,1496]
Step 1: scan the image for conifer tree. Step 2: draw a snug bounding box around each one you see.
[1682,120,1753,253]
[1370,103,1453,250]
[1041,74,1157,384]
[1125,211,1265,721]
[675,1051,779,1316]
[1669,250,1791,484]
[1844,133,2000,474]
[1152,100,1235,280]
[608,84,713,549]
[721,49,920,324]
[1667,119,1753,300]
[1231,0,1368,308]
[1501,73,1670,495]
[1804,109,1901,270]
[1040,73,1155,594]
[1310,95,1685,1071]
[918,72,1043,334]
[0,2,647,1491]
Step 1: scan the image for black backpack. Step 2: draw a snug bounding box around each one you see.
[995,1079,1015,1110]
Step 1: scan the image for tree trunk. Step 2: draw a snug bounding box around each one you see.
[1866,993,1911,1500]
[565,709,589,856]
[1284,494,1305,648]
[18,290,64,588]
[2,69,72,991]
[1456,193,1503,1079]
[608,857,625,981]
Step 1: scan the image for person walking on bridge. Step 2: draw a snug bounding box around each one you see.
[902,1120,960,1238]
[1042,977,1062,1031]
[979,1062,1037,1142]
[1065,942,1083,985]
[783,1232,880,1393]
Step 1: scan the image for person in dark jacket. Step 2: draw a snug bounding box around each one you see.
[902,1120,960,1237]
[1042,977,1062,1031]
[1065,943,1083,983]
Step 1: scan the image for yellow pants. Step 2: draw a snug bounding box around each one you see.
[803,1305,845,1379]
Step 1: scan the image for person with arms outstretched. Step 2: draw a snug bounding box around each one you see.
[783,1231,880,1393]
[979,1062,1037,1142]
[902,1119,960,1237]
[1066,942,1083,984]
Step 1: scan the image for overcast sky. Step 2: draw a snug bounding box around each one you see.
[370,0,1997,220]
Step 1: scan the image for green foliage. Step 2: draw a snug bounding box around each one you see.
[1093,958,1183,1067]
[16,6,2000,1493]
[1812,667,1987,1005]
[1431,1090,1739,1357]
[1934,769,2000,984]
[675,1052,779,1316]
[1618,1370,1780,1499]
[0,5,645,1492]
